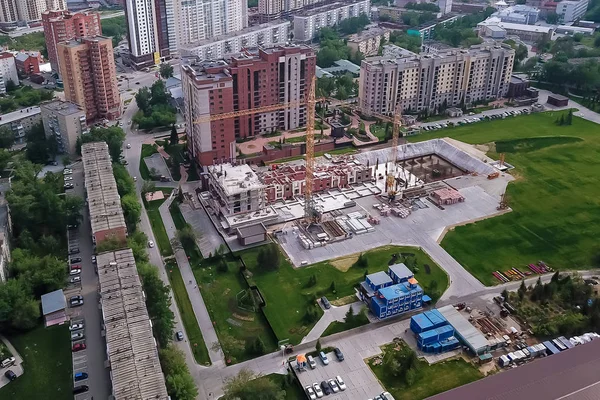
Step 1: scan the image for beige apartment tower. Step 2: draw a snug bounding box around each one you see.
[359,44,515,115]
[40,100,87,155]
[57,36,122,121]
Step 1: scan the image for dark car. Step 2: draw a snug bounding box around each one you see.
[71,257,82,264]
[334,347,344,361]
[4,370,17,381]
[320,381,332,395]
[176,331,184,341]
[69,247,80,255]
[73,385,89,394]
[74,372,88,382]
[321,296,331,309]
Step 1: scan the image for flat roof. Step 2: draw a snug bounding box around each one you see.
[41,289,66,315]
[237,222,267,238]
[438,305,489,352]
[549,93,569,101]
[429,336,600,400]
[388,263,413,280]
[379,282,421,300]
[40,100,84,116]
[367,271,393,286]
[0,106,41,126]
[208,163,265,196]
[97,249,169,400]
[81,142,126,236]
[295,0,366,17]
[180,20,289,49]
[479,18,553,33]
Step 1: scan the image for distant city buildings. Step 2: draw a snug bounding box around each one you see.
[0,107,41,144]
[0,52,19,94]
[123,0,162,69]
[0,0,66,26]
[556,0,589,23]
[347,26,391,57]
[40,100,87,154]
[258,0,325,21]
[181,45,316,166]
[57,36,122,121]
[42,10,102,73]
[359,44,515,115]
[491,4,540,24]
[478,17,553,42]
[293,0,371,42]
[395,0,453,15]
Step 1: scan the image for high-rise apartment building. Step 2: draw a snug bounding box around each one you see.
[57,36,122,121]
[42,10,102,73]
[124,0,160,69]
[1,0,65,25]
[358,44,515,115]
[556,0,589,23]
[258,0,325,22]
[40,100,87,155]
[0,0,19,25]
[0,52,19,94]
[181,45,316,166]
[293,0,371,42]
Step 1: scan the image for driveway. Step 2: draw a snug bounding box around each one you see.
[0,336,23,389]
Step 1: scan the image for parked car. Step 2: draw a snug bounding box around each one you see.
[70,296,84,307]
[4,370,17,381]
[334,347,344,361]
[307,355,317,369]
[126,143,131,149]
[148,240,155,248]
[70,323,84,331]
[70,276,81,284]
[69,247,80,255]
[319,351,329,365]
[305,385,317,400]
[0,357,16,368]
[73,385,89,394]
[91,255,97,264]
[67,224,78,230]
[74,372,88,382]
[321,296,331,309]
[335,376,346,391]
[70,264,81,270]
[72,343,86,352]
[64,183,74,190]
[176,331,184,341]
[328,379,340,393]
[381,391,395,400]
[64,176,73,181]
[71,257,82,264]
[312,383,323,398]
[69,269,81,276]
[320,381,332,395]
[63,169,72,175]
[71,332,85,341]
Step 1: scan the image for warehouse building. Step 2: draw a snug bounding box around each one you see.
[438,305,490,355]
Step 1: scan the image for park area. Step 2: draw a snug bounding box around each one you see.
[409,111,600,285]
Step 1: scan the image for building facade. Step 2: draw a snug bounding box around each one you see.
[258,0,325,21]
[124,0,160,69]
[206,163,266,216]
[293,0,371,42]
[14,51,42,76]
[491,5,540,24]
[0,0,20,25]
[179,20,289,60]
[359,44,515,115]
[0,107,41,144]
[40,100,87,154]
[42,10,102,74]
[347,27,391,57]
[0,52,19,94]
[181,45,315,166]
[57,37,122,121]
[556,0,589,23]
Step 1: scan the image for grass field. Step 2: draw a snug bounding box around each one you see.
[370,123,388,141]
[169,201,203,267]
[237,245,448,344]
[165,260,211,365]
[322,308,370,337]
[145,192,173,257]
[370,345,483,400]
[193,256,278,364]
[409,111,600,285]
[140,144,159,180]
[0,325,72,400]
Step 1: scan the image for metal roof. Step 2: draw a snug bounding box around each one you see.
[97,249,168,400]
[236,223,267,238]
[366,271,393,286]
[388,263,413,280]
[437,305,490,353]
[40,289,66,315]
[81,142,126,236]
[428,337,600,400]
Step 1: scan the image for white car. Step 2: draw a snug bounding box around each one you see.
[305,386,317,400]
[335,376,347,391]
[312,383,323,398]
[328,379,340,393]
[69,268,81,276]
[126,143,131,149]
[148,240,155,248]
[70,323,84,331]
[70,276,81,284]
[71,332,84,341]
[63,169,72,175]
[64,176,73,181]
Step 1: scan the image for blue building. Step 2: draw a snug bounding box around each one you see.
[359,263,424,320]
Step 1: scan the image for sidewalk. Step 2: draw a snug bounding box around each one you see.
[301,301,365,343]
[158,194,224,365]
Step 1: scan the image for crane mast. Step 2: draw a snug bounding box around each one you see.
[304,75,319,221]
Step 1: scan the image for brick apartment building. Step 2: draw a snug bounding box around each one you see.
[57,36,122,121]
[42,10,102,73]
[14,51,42,76]
[181,45,316,166]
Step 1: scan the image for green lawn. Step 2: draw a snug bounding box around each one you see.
[193,256,278,364]
[257,374,305,400]
[0,325,72,400]
[144,190,173,257]
[140,144,159,180]
[370,123,388,141]
[285,134,327,143]
[169,201,203,267]
[237,245,448,344]
[322,308,370,337]
[370,345,483,400]
[165,260,211,365]
[409,111,600,285]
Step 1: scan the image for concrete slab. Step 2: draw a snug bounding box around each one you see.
[180,202,226,257]
[144,153,171,179]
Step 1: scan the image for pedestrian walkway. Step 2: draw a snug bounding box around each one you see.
[159,194,224,364]
[301,301,365,343]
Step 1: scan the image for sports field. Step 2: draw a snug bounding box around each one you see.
[409,111,600,285]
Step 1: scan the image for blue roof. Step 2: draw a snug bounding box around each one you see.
[422,295,432,302]
[366,271,393,287]
[424,310,446,326]
[378,282,422,300]
[388,263,413,280]
[436,325,454,335]
[419,329,439,341]
[41,289,66,315]
[543,341,560,354]
[412,314,433,330]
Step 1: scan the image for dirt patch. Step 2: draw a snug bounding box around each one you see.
[331,294,357,306]
[330,254,360,271]
[475,142,494,153]
[246,144,256,149]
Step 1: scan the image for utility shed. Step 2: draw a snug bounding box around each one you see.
[236,223,267,246]
[547,94,569,107]
[41,289,67,327]
[438,305,490,355]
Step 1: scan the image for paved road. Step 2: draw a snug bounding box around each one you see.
[69,162,111,400]
[159,195,223,364]
[301,302,365,343]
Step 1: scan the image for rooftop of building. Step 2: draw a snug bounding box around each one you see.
[41,289,66,315]
[0,106,41,126]
[295,0,368,17]
[0,52,15,60]
[437,305,490,352]
[322,59,361,75]
[429,333,600,400]
[378,282,422,300]
[347,26,390,42]
[180,20,290,49]
[40,100,84,116]
[236,223,267,238]
[478,17,554,33]
[366,271,394,286]
[208,163,265,196]
[81,142,126,235]
[388,263,413,280]
[382,44,419,58]
[14,51,40,61]
[58,35,112,47]
[97,249,169,400]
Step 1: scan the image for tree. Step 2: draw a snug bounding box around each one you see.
[566,109,573,125]
[141,180,156,194]
[160,63,174,79]
[135,87,152,114]
[25,122,53,164]
[518,280,527,300]
[10,249,67,297]
[345,306,355,323]
[5,79,17,92]
[170,125,179,145]
[159,344,199,400]
[546,12,559,24]
[137,262,175,347]
[501,289,509,301]
[551,271,561,283]
[216,258,229,273]
[0,278,40,331]
[0,127,15,149]
[316,339,322,352]
[77,126,126,163]
[329,281,336,293]
[256,244,281,271]
[122,193,142,230]
[176,224,198,251]
[113,163,136,196]
[222,368,286,400]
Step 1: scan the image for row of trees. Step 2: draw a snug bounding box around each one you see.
[386,31,422,54]
[316,74,358,100]
[0,86,54,113]
[433,8,495,47]
[134,80,177,130]
[316,27,364,68]
[337,14,370,35]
